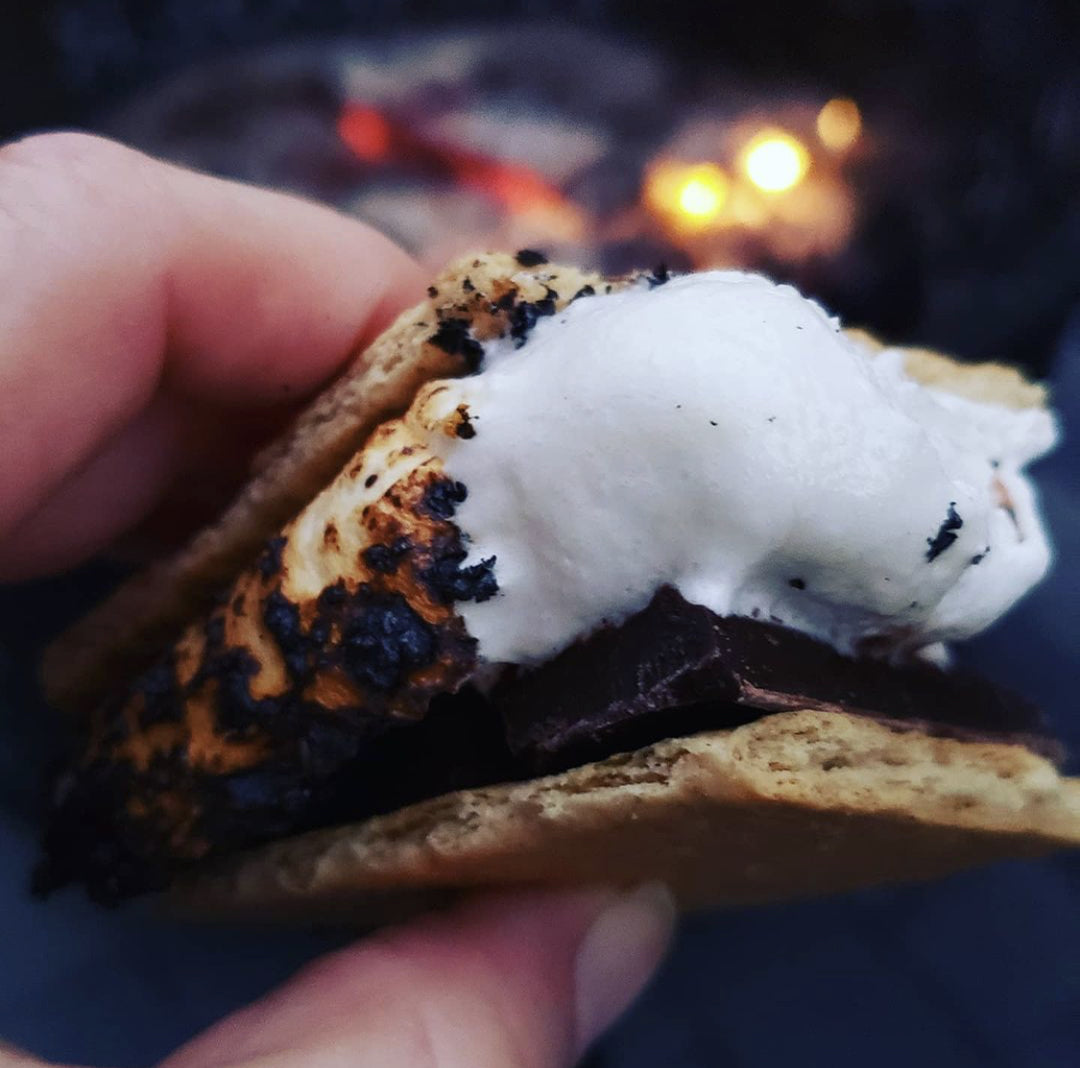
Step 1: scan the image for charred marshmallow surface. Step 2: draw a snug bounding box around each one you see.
[424,271,1056,664]
[39,260,606,900]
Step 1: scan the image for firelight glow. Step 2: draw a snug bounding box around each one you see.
[644,161,729,229]
[743,131,809,193]
[677,165,729,218]
[816,97,862,151]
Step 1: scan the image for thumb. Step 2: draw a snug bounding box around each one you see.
[161,885,675,1068]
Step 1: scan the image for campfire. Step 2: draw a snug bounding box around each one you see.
[639,100,860,267]
[103,27,882,285]
[334,79,864,274]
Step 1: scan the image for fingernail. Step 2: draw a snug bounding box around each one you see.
[573,882,676,1055]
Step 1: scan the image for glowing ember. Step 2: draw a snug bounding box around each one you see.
[742,130,809,193]
[337,106,391,161]
[816,98,862,152]
[337,103,571,216]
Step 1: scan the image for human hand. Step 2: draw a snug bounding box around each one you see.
[2,884,673,1067]
[0,133,675,1066]
[0,131,423,578]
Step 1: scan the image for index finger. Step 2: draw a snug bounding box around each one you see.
[0,132,424,543]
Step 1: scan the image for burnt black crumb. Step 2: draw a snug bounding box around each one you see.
[341,592,437,692]
[767,416,777,423]
[573,284,595,300]
[262,590,309,680]
[605,284,612,294]
[363,536,413,574]
[257,536,287,579]
[508,292,558,348]
[646,263,670,288]
[309,615,330,648]
[93,693,132,747]
[970,547,990,565]
[422,537,499,604]
[211,647,271,733]
[455,406,476,439]
[294,715,370,780]
[190,606,286,735]
[36,756,177,904]
[205,614,226,649]
[216,766,311,819]
[462,277,475,292]
[429,318,484,371]
[318,581,348,609]
[427,285,439,298]
[136,659,185,727]
[991,459,1000,469]
[364,473,377,488]
[788,578,806,590]
[709,420,718,426]
[141,744,193,791]
[195,743,337,851]
[190,691,400,860]
[494,289,517,311]
[422,478,468,519]
[515,248,548,267]
[926,502,964,561]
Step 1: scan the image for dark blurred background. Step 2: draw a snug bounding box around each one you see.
[1,3,1078,1067]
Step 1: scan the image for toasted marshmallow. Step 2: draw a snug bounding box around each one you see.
[415,271,1056,664]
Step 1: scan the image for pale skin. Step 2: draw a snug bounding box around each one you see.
[0,133,674,1068]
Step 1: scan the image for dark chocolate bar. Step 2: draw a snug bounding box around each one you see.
[494,586,1059,770]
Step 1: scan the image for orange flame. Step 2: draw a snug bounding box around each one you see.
[338,104,568,215]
